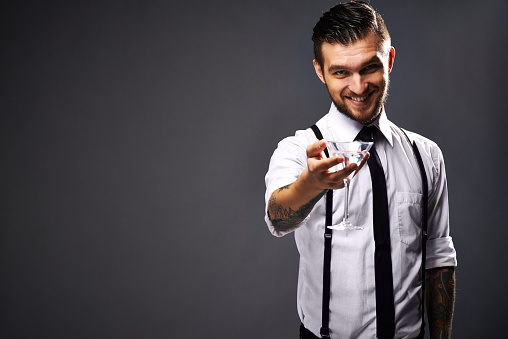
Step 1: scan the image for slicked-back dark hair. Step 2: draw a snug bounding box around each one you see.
[312,1,391,68]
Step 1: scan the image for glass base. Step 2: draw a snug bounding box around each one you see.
[327,219,364,231]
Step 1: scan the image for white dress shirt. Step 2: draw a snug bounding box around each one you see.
[264,104,457,339]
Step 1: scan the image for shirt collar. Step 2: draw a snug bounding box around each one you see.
[326,103,394,147]
[376,108,394,147]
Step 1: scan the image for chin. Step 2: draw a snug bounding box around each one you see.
[334,102,380,125]
[339,95,385,124]
[357,110,380,125]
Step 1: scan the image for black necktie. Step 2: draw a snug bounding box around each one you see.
[356,126,395,339]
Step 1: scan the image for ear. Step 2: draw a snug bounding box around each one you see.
[313,59,326,84]
[387,46,395,74]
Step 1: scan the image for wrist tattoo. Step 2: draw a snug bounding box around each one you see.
[268,184,326,232]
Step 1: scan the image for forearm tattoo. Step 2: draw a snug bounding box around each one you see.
[267,184,326,232]
[425,267,456,339]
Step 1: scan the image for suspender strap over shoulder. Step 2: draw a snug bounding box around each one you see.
[310,124,333,339]
[400,128,429,339]
[311,124,329,158]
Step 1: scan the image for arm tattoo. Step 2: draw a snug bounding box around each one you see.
[425,267,456,339]
[267,184,326,232]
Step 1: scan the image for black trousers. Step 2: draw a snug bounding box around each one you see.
[300,324,320,339]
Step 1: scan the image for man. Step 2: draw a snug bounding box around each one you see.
[264,2,456,339]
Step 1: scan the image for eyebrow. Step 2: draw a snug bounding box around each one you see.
[327,55,383,73]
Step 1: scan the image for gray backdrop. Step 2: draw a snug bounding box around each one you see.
[2,0,507,338]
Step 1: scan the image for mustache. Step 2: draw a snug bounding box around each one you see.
[343,89,375,97]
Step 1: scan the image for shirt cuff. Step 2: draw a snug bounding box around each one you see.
[425,236,457,269]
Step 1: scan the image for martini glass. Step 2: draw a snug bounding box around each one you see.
[325,141,373,230]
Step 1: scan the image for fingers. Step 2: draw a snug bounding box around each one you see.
[310,155,344,172]
[308,159,358,189]
[306,140,344,172]
[304,140,367,190]
[306,140,327,158]
[352,151,370,178]
[312,164,356,190]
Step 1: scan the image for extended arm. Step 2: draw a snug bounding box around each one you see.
[425,266,456,339]
[267,183,327,233]
[267,140,367,233]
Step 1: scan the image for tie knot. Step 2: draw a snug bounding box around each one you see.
[356,126,377,142]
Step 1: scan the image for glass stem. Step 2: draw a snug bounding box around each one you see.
[343,178,350,222]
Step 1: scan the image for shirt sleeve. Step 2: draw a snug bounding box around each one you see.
[264,130,314,237]
[424,141,457,269]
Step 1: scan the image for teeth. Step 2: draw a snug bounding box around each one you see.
[350,96,368,102]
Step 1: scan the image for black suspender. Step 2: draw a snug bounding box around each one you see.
[309,124,428,338]
[401,128,429,339]
[310,125,333,339]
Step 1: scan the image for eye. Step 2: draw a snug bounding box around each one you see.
[363,64,381,73]
[334,70,347,77]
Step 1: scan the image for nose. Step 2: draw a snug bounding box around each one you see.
[348,73,369,95]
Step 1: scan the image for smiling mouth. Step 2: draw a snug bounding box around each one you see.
[350,95,368,102]
[346,91,373,104]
